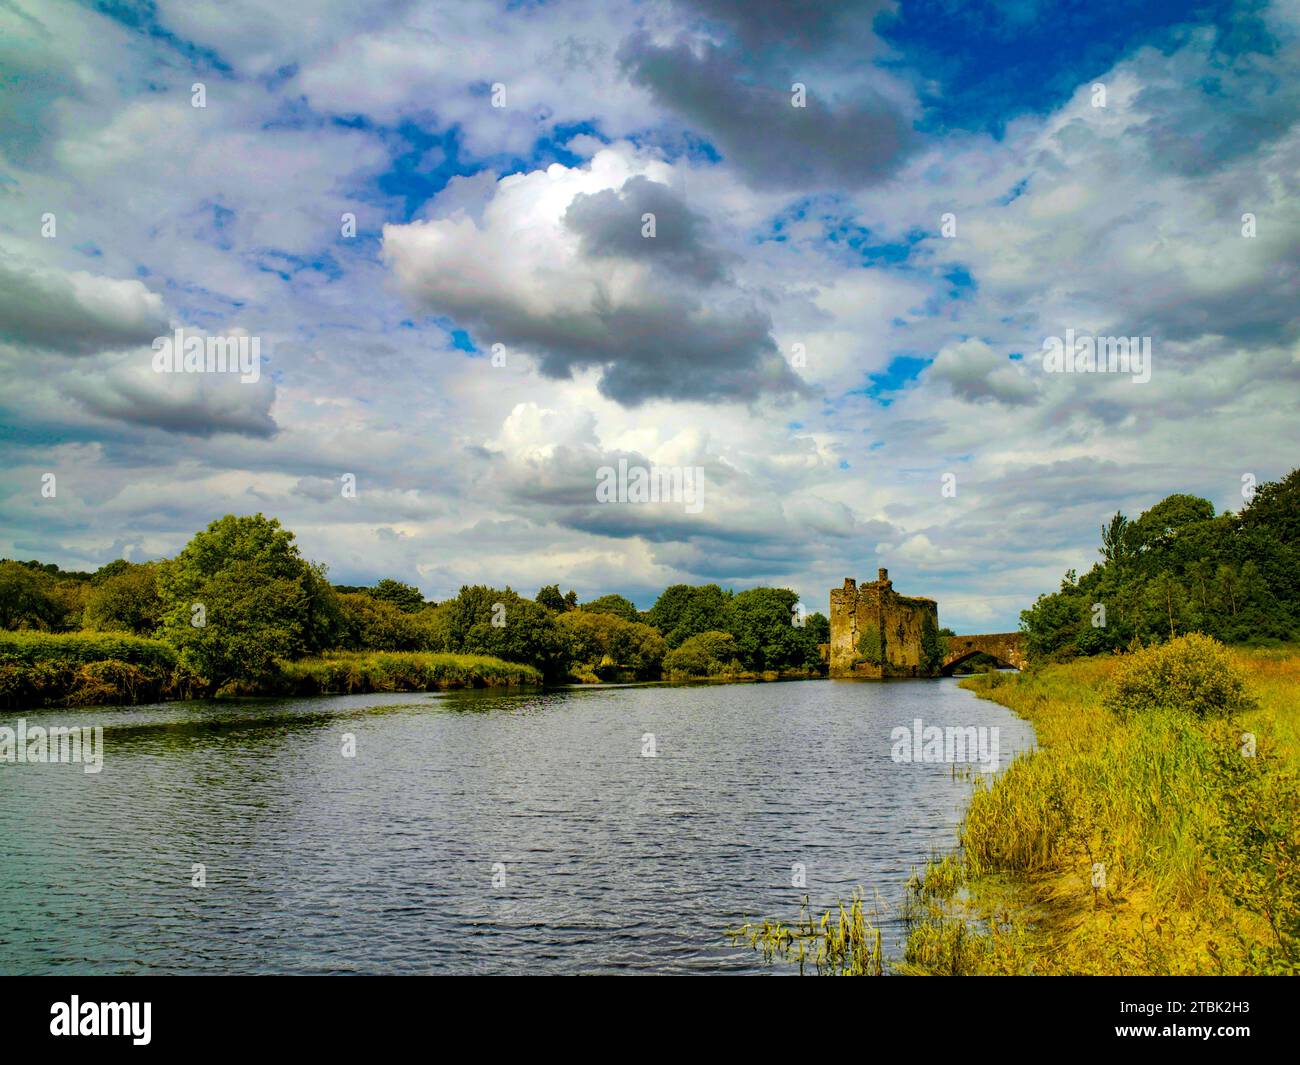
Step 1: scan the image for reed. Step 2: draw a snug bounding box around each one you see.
[271,650,542,694]
[905,639,1300,974]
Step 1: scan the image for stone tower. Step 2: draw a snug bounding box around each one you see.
[829,568,940,678]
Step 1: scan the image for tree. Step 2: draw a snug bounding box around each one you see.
[370,578,425,613]
[581,594,642,623]
[557,610,666,679]
[920,614,948,674]
[157,514,339,694]
[535,584,569,613]
[663,631,740,677]
[1099,512,1133,567]
[336,593,425,650]
[83,563,162,636]
[441,585,567,678]
[648,584,731,647]
[724,587,822,671]
[0,561,67,630]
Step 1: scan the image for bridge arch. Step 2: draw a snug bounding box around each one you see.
[941,633,1026,675]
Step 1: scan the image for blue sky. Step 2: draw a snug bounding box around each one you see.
[1,0,1298,630]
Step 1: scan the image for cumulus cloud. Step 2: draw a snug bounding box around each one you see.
[619,32,916,190]
[928,339,1037,406]
[64,347,278,438]
[383,149,808,405]
[0,256,168,355]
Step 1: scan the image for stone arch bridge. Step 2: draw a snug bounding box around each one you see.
[941,632,1026,674]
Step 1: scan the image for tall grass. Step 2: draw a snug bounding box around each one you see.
[0,633,541,707]
[0,629,177,669]
[904,643,1300,975]
[0,630,183,707]
[268,651,542,694]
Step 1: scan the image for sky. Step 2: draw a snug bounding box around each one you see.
[1,0,1297,632]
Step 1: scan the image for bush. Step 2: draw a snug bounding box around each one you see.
[274,651,541,694]
[663,630,741,677]
[556,610,666,679]
[0,629,177,669]
[1103,633,1255,719]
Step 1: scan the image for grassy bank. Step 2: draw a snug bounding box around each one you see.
[903,645,1300,975]
[0,630,186,708]
[261,650,542,694]
[0,632,540,707]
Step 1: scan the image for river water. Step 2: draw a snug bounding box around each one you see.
[0,677,1033,974]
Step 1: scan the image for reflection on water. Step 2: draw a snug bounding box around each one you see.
[0,679,1033,974]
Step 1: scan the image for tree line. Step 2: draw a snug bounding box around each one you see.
[0,514,830,691]
[1021,468,1300,660]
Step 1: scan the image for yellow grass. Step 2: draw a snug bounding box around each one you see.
[902,644,1300,975]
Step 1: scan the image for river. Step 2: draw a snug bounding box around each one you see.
[0,677,1034,974]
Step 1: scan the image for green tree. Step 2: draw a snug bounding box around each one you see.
[370,578,425,613]
[157,514,339,694]
[441,585,567,678]
[648,584,731,647]
[83,563,162,636]
[535,584,569,613]
[663,630,740,677]
[557,610,666,679]
[581,593,642,623]
[724,587,821,671]
[0,561,74,631]
[336,592,425,650]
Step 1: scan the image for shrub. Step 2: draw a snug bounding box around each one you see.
[1103,632,1255,719]
[663,630,741,677]
[0,629,177,669]
[556,610,666,679]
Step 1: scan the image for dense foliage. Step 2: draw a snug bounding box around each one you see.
[1021,468,1300,660]
[1,514,834,699]
[157,514,340,693]
[1103,633,1255,719]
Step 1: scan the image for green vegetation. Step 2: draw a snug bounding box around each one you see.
[157,514,339,695]
[0,513,829,706]
[920,615,948,675]
[662,630,744,678]
[729,891,884,976]
[269,651,540,695]
[855,624,884,667]
[902,639,1298,975]
[555,610,666,680]
[579,593,642,623]
[83,562,163,636]
[0,630,184,708]
[1022,468,1300,659]
[734,636,1300,975]
[1103,632,1254,720]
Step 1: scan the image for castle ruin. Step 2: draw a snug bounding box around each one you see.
[829,568,941,678]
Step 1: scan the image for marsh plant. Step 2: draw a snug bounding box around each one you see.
[728,891,884,976]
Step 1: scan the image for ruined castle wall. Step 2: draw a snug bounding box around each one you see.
[829,571,939,678]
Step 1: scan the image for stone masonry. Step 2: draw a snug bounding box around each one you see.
[829,568,940,678]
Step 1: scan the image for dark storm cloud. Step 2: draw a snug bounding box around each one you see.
[0,259,168,355]
[618,30,915,190]
[493,292,803,407]
[564,175,732,284]
[676,0,894,54]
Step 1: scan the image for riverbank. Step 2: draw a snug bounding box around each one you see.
[903,644,1300,975]
[1,630,835,708]
[0,632,541,707]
